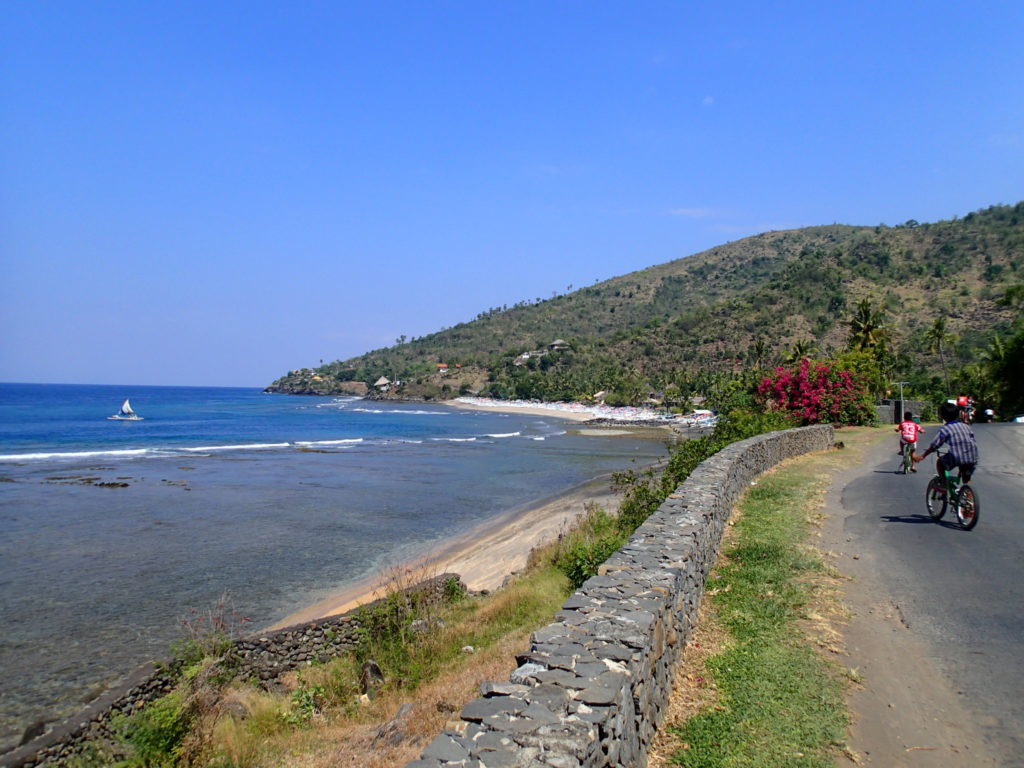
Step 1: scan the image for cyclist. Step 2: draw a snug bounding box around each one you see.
[914,401,979,482]
[955,394,974,424]
[895,411,924,472]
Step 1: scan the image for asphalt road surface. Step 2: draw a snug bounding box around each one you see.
[840,422,1024,764]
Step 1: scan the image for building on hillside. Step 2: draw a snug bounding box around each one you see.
[374,376,391,392]
[549,339,570,351]
[436,363,449,374]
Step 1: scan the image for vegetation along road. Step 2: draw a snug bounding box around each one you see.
[827,423,1024,766]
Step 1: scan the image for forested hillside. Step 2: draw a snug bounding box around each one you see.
[267,203,1024,414]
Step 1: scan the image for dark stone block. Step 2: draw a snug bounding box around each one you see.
[421,733,470,762]
[525,683,571,712]
[578,684,620,705]
[461,696,525,722]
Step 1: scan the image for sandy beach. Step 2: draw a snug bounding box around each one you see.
[448,396,681,423]
[446,397,597,421]
[270,397,680,629]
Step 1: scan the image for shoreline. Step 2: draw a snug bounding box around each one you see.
[270,405,683,629]
[271,403,700,629]
[269,472,629,628]
[447,396,684,424]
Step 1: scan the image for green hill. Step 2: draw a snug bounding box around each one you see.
[266,203,1023,406]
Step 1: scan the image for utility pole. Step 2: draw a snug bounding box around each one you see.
[892,380,909,424]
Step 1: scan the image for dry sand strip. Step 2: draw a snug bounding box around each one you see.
[444,398,597,421]
[446,396,688,424]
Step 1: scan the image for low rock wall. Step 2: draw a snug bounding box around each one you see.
[876,399,930,424]
[2,574,464,768]
[408,425,835,768]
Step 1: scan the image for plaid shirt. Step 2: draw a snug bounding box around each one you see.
[928,420,979,465]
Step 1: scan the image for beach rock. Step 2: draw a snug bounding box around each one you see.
[480,682,530,698]
[19,720,48,747]
[510,662,546,685]
[373,703,417,746]
[360,660,385,696]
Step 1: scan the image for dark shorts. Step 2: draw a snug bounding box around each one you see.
[939,452,976,480]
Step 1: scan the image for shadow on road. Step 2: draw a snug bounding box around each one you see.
[879,514,964,530]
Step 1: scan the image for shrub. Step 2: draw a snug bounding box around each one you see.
[172,591,250,668]
[116,692,192,767]
[612,408,798,538]
[757,358,875,425]
[281,682,328,726]
[443,575,466,603]
[552,503,626,589]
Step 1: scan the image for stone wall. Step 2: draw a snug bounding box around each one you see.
[1,574,464,768]
[876,399,930,424]
[407,425,835,768]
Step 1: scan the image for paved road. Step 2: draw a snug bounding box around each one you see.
[840,423,1024,764]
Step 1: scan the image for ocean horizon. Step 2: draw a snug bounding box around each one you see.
[0,382,667,746]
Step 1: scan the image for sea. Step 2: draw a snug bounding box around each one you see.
[0,383,668,746]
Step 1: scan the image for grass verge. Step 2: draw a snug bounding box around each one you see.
[662,426,886,768]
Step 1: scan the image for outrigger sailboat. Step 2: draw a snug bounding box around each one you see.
[108,399,143,421]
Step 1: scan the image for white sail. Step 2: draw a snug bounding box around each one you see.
[109,398,143,420]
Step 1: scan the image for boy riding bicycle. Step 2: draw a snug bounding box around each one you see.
[914,402,979,482]
[895,411,924,472]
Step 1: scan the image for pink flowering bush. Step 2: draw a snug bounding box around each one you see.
[757,358,875,425]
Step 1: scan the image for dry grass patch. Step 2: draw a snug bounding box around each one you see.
[194,566,570,768]
[647,601,730,768]
[273,629,532,768]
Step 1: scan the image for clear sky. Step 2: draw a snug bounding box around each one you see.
[2,1,1022,387]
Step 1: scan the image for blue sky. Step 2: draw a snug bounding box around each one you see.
[2,1,1022,387]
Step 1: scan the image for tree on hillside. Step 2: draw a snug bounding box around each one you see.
[926,316,955,396]
[784,339,817,364]
[748,338,770,369]
[988,283,1024,415]
[979,334,1007,371]
[848,298,890,352]
[991,332,1024,416]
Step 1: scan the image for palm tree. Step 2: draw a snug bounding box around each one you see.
[784,339,817,364]
[749,338,769,369]
[848,298,889,352]
[925,316,954,395]
[979,333,1007,370]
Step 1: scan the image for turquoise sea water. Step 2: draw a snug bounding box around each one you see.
[0,383,666,746]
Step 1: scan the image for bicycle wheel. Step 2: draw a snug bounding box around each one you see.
[954,485,979,530]
[925,476,947,520]
[902,449,913,475]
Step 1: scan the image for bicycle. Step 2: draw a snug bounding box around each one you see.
[898,441,916,475]
[924,453,980,530]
